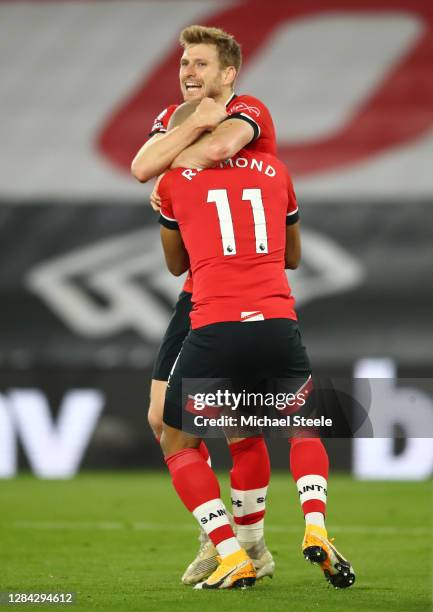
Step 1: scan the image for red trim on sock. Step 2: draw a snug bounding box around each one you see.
[208,524,236,547]
[234,510,265,526]
[303,500,326,515]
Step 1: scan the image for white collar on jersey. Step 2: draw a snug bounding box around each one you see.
[225,92,237,107]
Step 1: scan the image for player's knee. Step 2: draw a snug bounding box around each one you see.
[160,425,198,457]
[160,427,180,457]
[148,379,167,438]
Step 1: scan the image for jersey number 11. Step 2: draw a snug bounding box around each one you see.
[207,188,268,256]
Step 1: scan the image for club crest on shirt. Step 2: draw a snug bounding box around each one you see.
[230,102,261,117]
[151,120,164,132]
[151,108,169,132]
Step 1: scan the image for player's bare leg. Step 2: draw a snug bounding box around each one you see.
[148,379,167,439]
[161,425,256,589]
[148,378,212,465]
[290,437,355,588]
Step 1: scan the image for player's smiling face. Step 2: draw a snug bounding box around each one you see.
[180,44,229,102]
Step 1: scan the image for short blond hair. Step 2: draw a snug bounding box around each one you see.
[179,25,242,73]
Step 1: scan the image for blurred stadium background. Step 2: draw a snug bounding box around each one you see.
[1,0,433,481]
[1,2,433,610]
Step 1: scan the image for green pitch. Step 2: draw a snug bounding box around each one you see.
[0,473,431,612]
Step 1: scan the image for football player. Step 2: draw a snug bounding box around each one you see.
[132,24,277,585]
[132,25,353,591]
[157,108,354,589]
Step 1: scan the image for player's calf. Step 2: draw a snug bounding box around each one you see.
[165,444,251,588]
[229,437,273,574]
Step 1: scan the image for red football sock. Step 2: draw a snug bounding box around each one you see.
[289,437,329,517]
[156,436,211,466]
[198,440,211,465]
[165,448,239,556]
[229,437,270,546]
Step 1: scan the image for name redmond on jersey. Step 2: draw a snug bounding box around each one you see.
[181,156,276,181]
[192,415,333,428]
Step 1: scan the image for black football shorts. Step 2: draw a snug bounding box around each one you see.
[163,318,312,431]
[152,291,192,381]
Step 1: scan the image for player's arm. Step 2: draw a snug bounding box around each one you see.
[285,169,301,269]
[171,118,254,168]
[285,222,301,269]
[131,122,203,183]
[131,98,227,183]
[160,227,190,276]
[158,173,190,276]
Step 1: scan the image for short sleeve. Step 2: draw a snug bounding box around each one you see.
[149,105,178,138]
[158,173,179,230]
[285,169,299,225]
[226,95,271,143]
